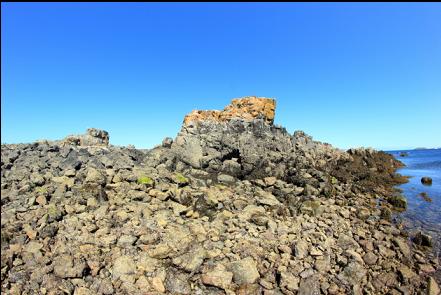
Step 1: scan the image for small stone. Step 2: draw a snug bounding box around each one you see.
[36,195,47,206]
[86,197,98,207]
[117,235,137,248]
[148,244,171,259]
[393,237,411,258]
[315,259,331,273]
[421,177,432,185]
[357,208,370,220]
[309,248,323,256]
[162,137,173,148]
[230,257,260,285]
[165,271,191,294]
[363,252,378,265]
[112,256,135,280]
[280,271,300,291]
[152,277,165,293]
[263,177,277,186]
[338,262,366,286]
[201,267,233,290]
[85,168,106,185]
[293,240,309,259]
[413,231,433,247]
[74,287,93,295]
[25,241,43,254]
[54,255,86,278]
[398,265,417,283]
[172,246,206,272]
[388,195,407,209]
[218,174,236,184]
[298,274,320,295]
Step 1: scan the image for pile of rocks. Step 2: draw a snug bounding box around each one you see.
[1,97,439,294]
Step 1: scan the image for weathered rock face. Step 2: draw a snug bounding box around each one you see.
[153,99,346,183]
[183,96,276,126]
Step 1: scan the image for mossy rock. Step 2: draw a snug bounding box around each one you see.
[173,173,189,186]
[34,186,48,194]
[47,204,64,222]
[388,195,407,209]
[137,176,154,186]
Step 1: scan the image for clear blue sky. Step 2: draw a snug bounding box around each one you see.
[2,3,441,150]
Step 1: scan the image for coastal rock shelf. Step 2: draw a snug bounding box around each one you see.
[1,97,439,294]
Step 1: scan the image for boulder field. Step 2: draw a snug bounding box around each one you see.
[1,96,440,294]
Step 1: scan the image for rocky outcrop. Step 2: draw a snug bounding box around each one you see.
[1,96,439,294]
[62,128,109,147]
[183,96,276,126]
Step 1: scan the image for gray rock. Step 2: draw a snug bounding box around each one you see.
[162,137,173,148]
[172,246,206,272]
[362,252,378,265]
[165,270,192,294]
[293,240,309,259]
[338,262,367,286]
[218,174,236,184]
[298,274,320,295]
[53,255,86,278]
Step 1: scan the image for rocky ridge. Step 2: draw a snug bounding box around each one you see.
[1,97,440,294]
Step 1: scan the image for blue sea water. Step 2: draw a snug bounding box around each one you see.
[387,149,441,253]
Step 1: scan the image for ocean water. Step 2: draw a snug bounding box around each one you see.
[387,149,441,254]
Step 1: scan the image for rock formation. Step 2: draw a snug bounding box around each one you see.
[1,97,439,295]
[183,96,276,126]
[62,128,110,147]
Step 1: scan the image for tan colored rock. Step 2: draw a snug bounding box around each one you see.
[230,257,260,285]
[201,266,233,290]
[36,195,47,206]
[427,277,440,295]
[151,277,166,293]
[183,96,276,126]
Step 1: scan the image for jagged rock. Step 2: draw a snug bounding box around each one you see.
[53,255,87,278]
[298,274,320,295]
[112,256,136,279]
[172,246,206,272]
[413,231,433,247]
[63,128,109,146]
[338,262,367,286]
[201,265,233,290]
[162,137,173,148]
[183,96,276,126]
[427,277,440,295]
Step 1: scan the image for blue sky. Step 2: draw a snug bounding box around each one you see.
[2,3,441,150]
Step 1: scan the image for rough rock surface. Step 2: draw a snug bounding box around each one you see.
[183,96,276,126]
[1,97,440,294]
[62,128,110,147]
